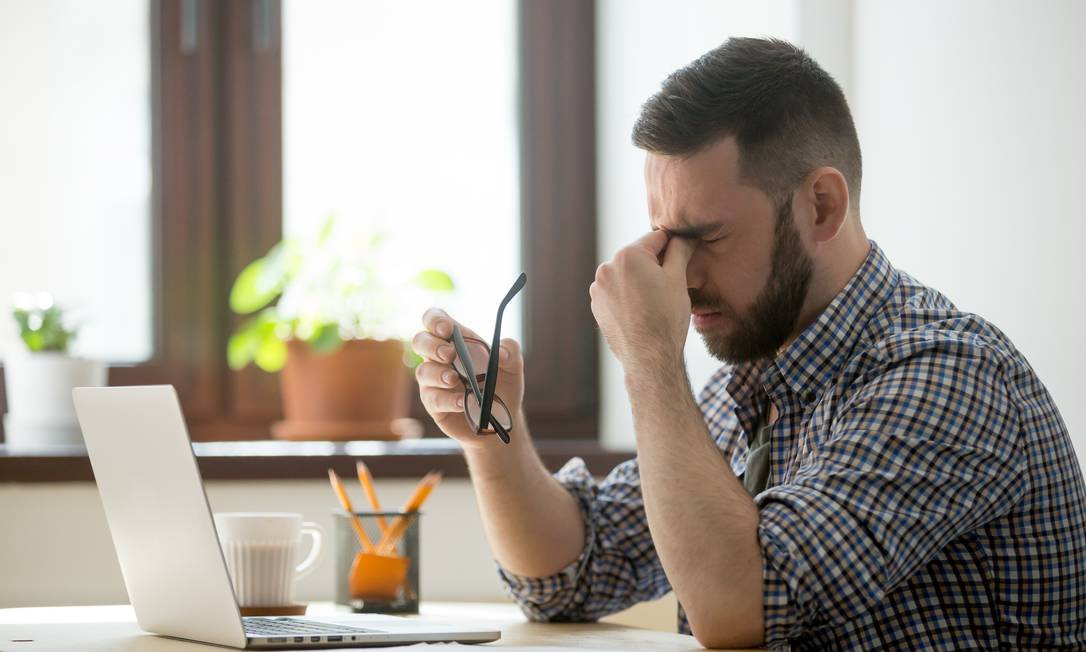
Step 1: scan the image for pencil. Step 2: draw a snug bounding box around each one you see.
[327,468,375,553]
[356,460,389,535]
[376,471,442,555]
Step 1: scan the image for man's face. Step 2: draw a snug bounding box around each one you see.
[645,138,813,364]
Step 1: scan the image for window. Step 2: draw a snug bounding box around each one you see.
[282,0,522,338]
[0,0,153,363]
[0,0,598,443]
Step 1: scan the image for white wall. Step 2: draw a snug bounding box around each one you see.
[0,478,679,630]
[598,1,1086,467]
[0,479,505,607]
[853,0,1086,457]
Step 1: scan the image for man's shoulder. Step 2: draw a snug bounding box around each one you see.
[847,271,1023,384]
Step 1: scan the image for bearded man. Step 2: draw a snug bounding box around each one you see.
[412,37,1086,650]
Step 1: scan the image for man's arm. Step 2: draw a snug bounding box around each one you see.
[413,307,671,621]
[589,230,765,647]
[462,414,586,578]
[625,360,764,648]
[412,308,585,578]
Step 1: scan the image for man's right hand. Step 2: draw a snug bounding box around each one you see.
[412,308,526,449]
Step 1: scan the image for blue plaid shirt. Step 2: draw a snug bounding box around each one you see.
[498,241,1086,650]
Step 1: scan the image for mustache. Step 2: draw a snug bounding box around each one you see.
[688,289,732,316]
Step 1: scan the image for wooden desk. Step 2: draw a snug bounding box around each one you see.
[0,603,766,651]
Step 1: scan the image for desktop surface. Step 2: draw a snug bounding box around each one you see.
[0,602,768,651]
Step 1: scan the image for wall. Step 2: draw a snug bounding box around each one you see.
[0,479,503,607]
[0,477,678,630]
[852,0,1086,456]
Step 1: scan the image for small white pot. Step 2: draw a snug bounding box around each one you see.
[3,350,107,448]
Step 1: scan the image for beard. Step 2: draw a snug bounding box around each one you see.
[691,196,814,364]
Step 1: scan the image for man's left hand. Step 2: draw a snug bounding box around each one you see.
[589,230,695,372]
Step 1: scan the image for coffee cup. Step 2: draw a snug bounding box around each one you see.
[214,512,323,607]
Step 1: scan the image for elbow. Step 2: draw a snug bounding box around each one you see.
[692,625,764,650]
[691,626,764,651]
[688,606,764,650]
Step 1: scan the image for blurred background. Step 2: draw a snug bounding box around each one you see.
[1,0,1083,631]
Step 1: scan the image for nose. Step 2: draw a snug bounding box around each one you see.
[685,244,708,292]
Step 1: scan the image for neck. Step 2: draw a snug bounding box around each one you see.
[778,228,870,354]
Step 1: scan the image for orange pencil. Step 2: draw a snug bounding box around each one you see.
[327,469,375,553]
[356,460,389,535]
[376,472,442,555]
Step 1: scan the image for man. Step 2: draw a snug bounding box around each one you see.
[412,38,1086,650]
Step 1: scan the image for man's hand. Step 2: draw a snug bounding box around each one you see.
[412,308,525,450]
[589,231,696,371]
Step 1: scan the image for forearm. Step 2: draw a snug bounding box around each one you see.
[464,412,586,578]
[627,361,763,648]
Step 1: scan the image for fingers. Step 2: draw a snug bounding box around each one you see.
[662,235,696,278]
[415,360,461,389]
[420,308,484,341]
[631,230,670,257]
[412,330,456,363]
[420,386,464,415]
[421,308,454,339]
[497,338,522,373]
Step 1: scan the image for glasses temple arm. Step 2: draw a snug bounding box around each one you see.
[478,273,527,432]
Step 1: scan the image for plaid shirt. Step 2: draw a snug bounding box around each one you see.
[498,241,1086,650]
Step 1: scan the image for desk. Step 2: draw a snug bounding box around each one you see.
[0,603,766,652]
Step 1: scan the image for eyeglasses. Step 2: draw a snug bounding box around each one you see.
[449,273,526,444]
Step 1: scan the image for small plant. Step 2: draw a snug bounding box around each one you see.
[228,216,454,373]
[11,293,77,353]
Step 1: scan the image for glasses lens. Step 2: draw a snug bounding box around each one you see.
[463,391,513,434]
[452,339,491,382]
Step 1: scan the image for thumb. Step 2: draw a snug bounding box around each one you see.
[662,236,695,279]
[497,338,523,373]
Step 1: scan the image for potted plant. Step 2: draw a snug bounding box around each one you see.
[3,293,107,448]
[228,217,453,440]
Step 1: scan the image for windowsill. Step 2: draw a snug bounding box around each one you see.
[0,438,634,483]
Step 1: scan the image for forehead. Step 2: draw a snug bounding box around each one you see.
[644,138,765,231]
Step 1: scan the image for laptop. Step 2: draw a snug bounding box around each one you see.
[72,385,501,649]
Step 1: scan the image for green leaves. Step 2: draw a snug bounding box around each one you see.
[229,242,292,315]
[12,302,75,353]
[307,323,343,355]
[253,335,288,372]
[415,269,455,292]
[225,217,456,373]
[227,309,287,373]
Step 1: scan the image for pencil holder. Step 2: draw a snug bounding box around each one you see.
[333,510,420,614]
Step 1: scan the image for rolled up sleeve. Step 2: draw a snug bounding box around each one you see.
[497,455,671,622]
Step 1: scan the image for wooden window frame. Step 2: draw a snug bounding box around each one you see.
[0,0,599,444]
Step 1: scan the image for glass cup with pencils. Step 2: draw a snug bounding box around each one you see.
[328,462,440,614]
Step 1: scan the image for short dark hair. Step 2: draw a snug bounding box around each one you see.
[632,37,862,210]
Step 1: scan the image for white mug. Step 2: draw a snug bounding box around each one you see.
[214,512,323,607]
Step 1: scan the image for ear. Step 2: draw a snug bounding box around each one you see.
[800,167,850,244]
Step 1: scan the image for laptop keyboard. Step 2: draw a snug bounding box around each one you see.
[244,617,384,637]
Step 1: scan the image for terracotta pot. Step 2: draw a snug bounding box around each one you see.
[272,339,420,441]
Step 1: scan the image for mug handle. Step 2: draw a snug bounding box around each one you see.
[295,521,324,580]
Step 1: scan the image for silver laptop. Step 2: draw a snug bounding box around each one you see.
[72,385,500,649]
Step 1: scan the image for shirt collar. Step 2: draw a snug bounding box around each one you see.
[726,240,899,412]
